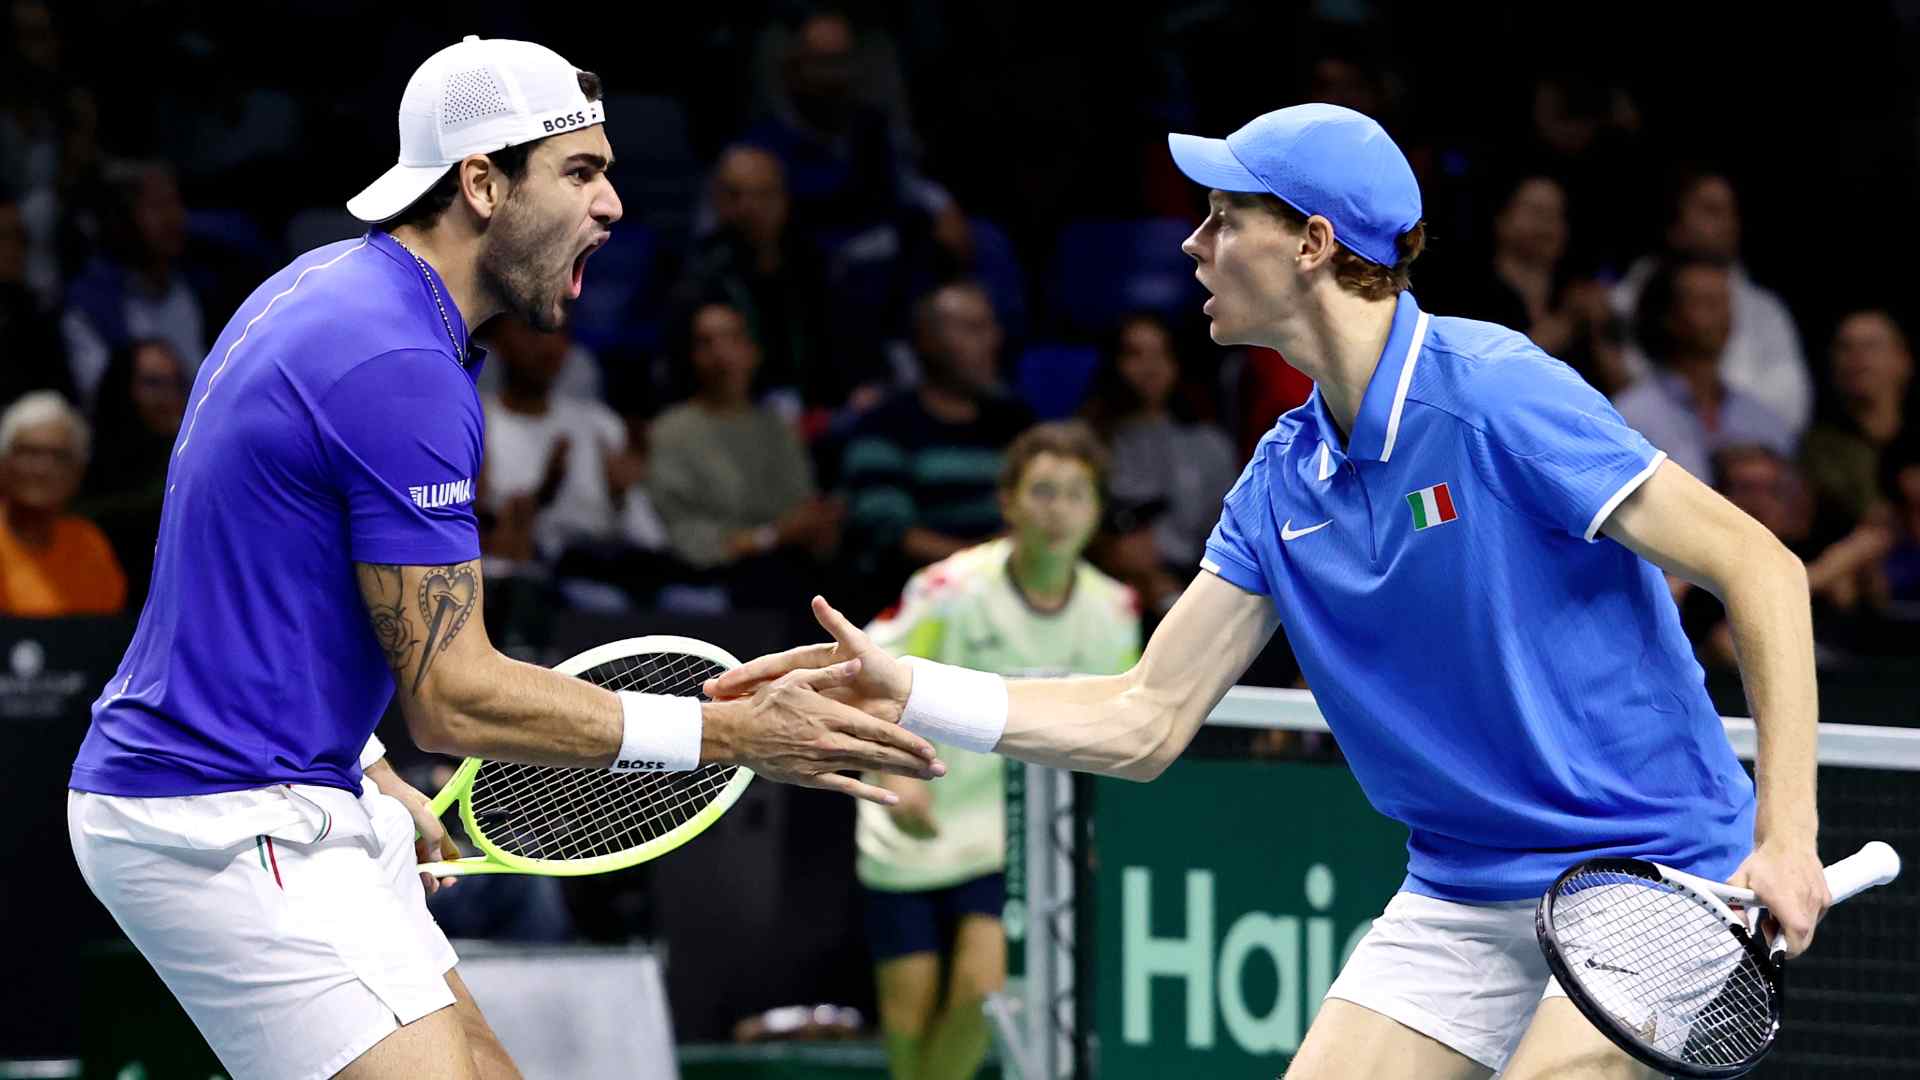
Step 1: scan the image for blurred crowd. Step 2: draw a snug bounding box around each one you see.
[5,2,1917,672]
[8,0,1920,1062]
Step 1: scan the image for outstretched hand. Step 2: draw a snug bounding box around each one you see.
[706,596,914,724]
[722,648,938,806]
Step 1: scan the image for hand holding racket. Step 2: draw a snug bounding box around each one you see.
[1537,840,1902,1077]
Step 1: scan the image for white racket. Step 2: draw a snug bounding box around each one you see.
[1537,841,1901,1077]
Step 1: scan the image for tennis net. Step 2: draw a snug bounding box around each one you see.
[1207,686,1920,1079]
[1005,686,1920,1079]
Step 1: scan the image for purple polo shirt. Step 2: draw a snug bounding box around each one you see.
[70,231,485,796]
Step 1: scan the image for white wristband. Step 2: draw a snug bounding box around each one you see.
[611,692,704,772]
[900,657,1008,754]
[359,733,387,770]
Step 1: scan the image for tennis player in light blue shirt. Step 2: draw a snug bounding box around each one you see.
[713,104,1831,1080]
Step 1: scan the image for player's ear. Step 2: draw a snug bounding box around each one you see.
[1299,215,1337,271]
[457,155,503,223]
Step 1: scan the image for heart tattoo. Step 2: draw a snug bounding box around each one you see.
[412,564,479,694]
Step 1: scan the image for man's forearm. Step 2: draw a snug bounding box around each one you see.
[1723,546,1819,843]
[427,652,754,770]
[426,652,623,765]
[994,672,1175,781]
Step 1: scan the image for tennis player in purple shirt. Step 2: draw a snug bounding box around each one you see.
[67,37,939,1080]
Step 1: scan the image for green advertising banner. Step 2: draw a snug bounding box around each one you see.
[1092,759,1410,1076]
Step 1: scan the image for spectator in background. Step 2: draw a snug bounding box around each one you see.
[1614,256,1794,478]
[1444,173,1627,393]
[1515,69,1649,277]
[479,318,666,575]
[857,421,1139,1080]
[649,301,842,602]
[675,145,855,428]
[1611,168,1811,434]
[744,5,969,377]
[1083,313,1238,618]
[61,161,206,409]
[1801,309,1913,529]
[0,0,103,307]
[474,321,603,403]
[1678,445,1893,666]
[0,191,74,404]
[0,390,125,616]
[745,6,967,260]
[1881,441,1920,610]
[77,339,188,609]
[841,281,1032,616]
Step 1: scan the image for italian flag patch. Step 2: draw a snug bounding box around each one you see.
[1406,482,1458,530]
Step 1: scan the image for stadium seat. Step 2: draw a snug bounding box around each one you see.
[1048,218,1205,336]
[967,217,1029,345]
[1015,342,1100,420]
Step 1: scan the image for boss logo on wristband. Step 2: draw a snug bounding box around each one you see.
[611,691,704,773]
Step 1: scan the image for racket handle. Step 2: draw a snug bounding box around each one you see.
[1824,841,1902,904]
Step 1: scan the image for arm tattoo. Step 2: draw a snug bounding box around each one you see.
[358,564,416,677]
[356,562,480,695]
[412,564,479,694]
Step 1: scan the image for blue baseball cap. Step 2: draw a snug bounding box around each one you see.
[1167,103,1421,268]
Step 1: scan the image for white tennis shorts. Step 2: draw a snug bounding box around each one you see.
[1324,891,1568,1071]
[68,779,459,1080]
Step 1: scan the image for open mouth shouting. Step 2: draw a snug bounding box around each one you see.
[569,233,609,299]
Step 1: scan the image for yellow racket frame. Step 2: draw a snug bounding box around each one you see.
[419,635,753,877]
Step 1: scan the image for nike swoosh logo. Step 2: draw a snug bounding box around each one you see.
[1280,519,1332,541]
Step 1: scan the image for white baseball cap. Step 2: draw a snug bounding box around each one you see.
[347,35,607,223]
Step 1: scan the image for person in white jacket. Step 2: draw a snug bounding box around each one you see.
[1611,169,1811,435]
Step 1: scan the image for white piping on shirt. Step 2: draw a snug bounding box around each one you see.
[1585,450,1669,542]
[1378,311,1431,464]
[171,241,371,486]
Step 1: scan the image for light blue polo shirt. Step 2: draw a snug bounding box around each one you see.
[1203,291,1755,902]
[70,230,485,797]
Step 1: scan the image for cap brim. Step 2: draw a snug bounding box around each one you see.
[347,162,454,224]
[1166,133,1264,193]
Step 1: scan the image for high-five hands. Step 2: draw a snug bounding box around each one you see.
[706,596,914,724]
[720,651,939,805]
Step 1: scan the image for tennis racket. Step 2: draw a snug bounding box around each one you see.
[417,635,753,877]
[1537,840,1901,1077]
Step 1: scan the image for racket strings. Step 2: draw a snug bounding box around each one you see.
[1551,871,1775,1066]
[465,650,739,862]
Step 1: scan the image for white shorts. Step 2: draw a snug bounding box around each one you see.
[68,779,459,1080]
[1324,891,1566,1072]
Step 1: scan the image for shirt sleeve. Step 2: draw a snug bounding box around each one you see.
[1199,451,1272,596]
[314,350,483,565]
[1465,360,1668,542]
